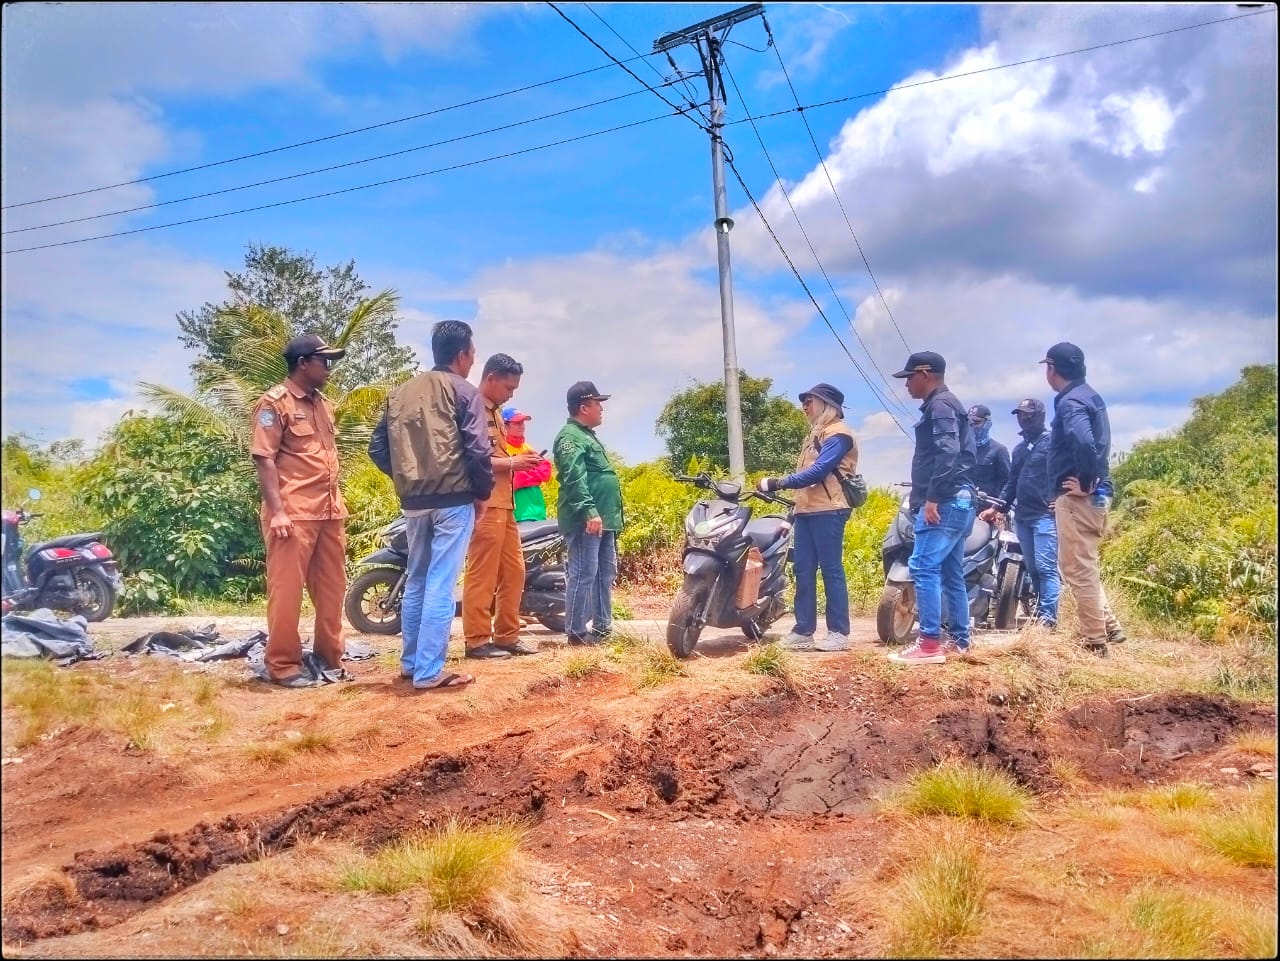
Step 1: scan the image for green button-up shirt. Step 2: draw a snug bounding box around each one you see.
[552,419,624,533]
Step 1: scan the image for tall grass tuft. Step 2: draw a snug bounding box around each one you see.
[563,651,604,679]
[1198,789,1276,868]
[895,759,1031,825]
[633,646,687,690]
[1125,883,1220,957]
[742,641,800,690]
[884,831,988,957]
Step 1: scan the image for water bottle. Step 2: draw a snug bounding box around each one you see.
[1090,491,1113,510]
[955,488,972,510]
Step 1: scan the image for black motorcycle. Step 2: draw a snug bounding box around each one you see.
[991,515,1038,630]
[875,484,1003,644]
[666,473,795,658]
[2,489,123,622]
[343,513,567,636]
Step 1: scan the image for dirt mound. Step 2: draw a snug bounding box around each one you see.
[4,683,1271,948]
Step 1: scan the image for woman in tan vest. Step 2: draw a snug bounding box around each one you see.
[757,383,858,652]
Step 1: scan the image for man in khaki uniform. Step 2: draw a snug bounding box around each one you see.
[250,334,348,687]
[461,353,543,659]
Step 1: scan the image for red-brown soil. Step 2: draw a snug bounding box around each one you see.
[1,604,1275,957]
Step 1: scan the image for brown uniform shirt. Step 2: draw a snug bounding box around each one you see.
[251,379,347,521]
[484,400,514,511]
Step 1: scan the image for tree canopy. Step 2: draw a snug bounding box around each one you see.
[655,372,810,475]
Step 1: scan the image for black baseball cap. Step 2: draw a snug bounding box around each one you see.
[968,404,992,421]
[283,333,346,363]
[1011,398,1046,415]
[567,380,611,407]
[1039,342,1085,376]
[799,382,845,409]
[892,350,946,378]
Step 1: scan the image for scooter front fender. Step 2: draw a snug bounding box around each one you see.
[682,550,727,581]
[887,559,912,583]
[355,548,405,570]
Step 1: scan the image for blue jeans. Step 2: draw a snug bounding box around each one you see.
[792,509,851,636]
[400,505,475,685]
[908,499,975,644]
[564,527,618,637]
[1015,514,1060,627]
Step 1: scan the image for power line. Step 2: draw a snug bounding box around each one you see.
[761,14,913,356]
[1,56,657,211]
[722,57,914,422]
[4,84,679,236]
[723,153,911,438]
[2,113,677,255]
[731,7,1275,127]
[583,3,708,120]
[546,1,708,133]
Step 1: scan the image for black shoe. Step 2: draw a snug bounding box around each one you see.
[567,633,601,647]
[1083,642,1109,657]
[465,643,514,660]
[494,640,541,656]
[590,627,613,641]
[1107,626,1127,644]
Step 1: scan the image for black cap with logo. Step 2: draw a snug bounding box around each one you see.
[1011,398,1046,416]
[283,333,346,363]
[567,380,611,409]
[891,350,946,378]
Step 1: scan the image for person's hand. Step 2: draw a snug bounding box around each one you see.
[979,507,1000,523]
[268,510,293,540]
[1061,477,1090,498]
[757,477,777,493]
[474,499,487,521]
[585,516,603,535]
[513,451,542,471]
[924,500,941,525]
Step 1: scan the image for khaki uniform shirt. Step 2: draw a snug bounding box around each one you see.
[483,400,514,511]
[251,379,347,520]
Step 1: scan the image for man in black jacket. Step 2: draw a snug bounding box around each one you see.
[980,398,1059,628]
[966,404,1011,499]
[1042,342,1126,655]
[888,350,977,665]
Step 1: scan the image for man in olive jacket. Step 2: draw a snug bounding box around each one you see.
[553,381,624,646]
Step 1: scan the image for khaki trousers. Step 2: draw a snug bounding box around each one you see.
[262,518,347,680]
[1054,495,1121,643]
[462,507,525,648]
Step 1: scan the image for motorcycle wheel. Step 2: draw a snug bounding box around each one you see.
[345,568,403,635]
[876,580,917,644]
[74,569,116,622]
[537,612,566,633]
[667,578,711,659]
[993,564,1022,630]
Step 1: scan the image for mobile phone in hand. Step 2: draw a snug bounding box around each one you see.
[538,449,548,457]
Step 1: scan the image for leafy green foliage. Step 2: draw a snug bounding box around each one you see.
[1,435,104,546]
[1105,365,1277,641]
[80,414,263,603]
[655,371,809,474]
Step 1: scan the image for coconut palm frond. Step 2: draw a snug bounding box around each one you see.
[139,382,242,442]
[335,289,400,347]
[338,383,392,423]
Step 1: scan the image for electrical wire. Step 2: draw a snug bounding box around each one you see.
[722,57,914,422]
[723,152,912,438]
[1,56,658,211]
[2,112,678,255]
[761,15,913,355]
[4,84,683,236]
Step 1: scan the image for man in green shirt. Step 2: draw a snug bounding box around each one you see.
[553,381,624,646]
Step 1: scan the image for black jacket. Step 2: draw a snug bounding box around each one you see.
[970,439,1011,501]
[999,427,1053,522]
[909,386,976,511]
[1048,379,1112,497]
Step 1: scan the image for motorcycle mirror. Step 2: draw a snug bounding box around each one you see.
[27,488,41,501]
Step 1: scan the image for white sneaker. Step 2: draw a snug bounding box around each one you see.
[780,631,815,651]
[814,631,849,652]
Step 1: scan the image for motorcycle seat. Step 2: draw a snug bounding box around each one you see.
[744,517,787,550]
[28,533,103,553]
[517,520,561,543]
[964,518,994,555]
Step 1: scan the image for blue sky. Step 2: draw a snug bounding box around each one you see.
[2,2,1276,486]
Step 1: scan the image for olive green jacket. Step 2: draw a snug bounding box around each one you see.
[552,420,624,533]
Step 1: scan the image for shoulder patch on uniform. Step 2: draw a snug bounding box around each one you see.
[266,385,287,400]
[258,409,276,428]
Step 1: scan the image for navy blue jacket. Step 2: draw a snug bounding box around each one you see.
[999,427,1053,522]
[1048,380,1112,496]
[971,438,1011,501]
[909,386,976,511]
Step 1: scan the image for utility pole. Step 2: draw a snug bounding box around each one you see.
[655,3,764,482]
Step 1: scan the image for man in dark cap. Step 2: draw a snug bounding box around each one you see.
[886,351,977,665]
[553,381,623,646]
[250,334,349,688]
[966,404,1011,499]
[980,398,1059,628]
[1041,342,1126,655]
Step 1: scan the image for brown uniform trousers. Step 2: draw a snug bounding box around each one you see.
[251,380,348,681]
[1054,494,1122,643]
[461,400,524,649]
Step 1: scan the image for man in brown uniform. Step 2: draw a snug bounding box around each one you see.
[461,353,544,659]
[250,334,348,688]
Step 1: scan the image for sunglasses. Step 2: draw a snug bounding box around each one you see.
[307,355,337,369]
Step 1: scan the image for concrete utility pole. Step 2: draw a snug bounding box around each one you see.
[654,3,764,482]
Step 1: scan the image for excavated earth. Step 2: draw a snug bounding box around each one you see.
[1,611,1275,957]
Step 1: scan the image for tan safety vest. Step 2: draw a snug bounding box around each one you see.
[792,422,859,514]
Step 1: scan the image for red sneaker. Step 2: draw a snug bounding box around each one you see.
[889,637,947,665]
